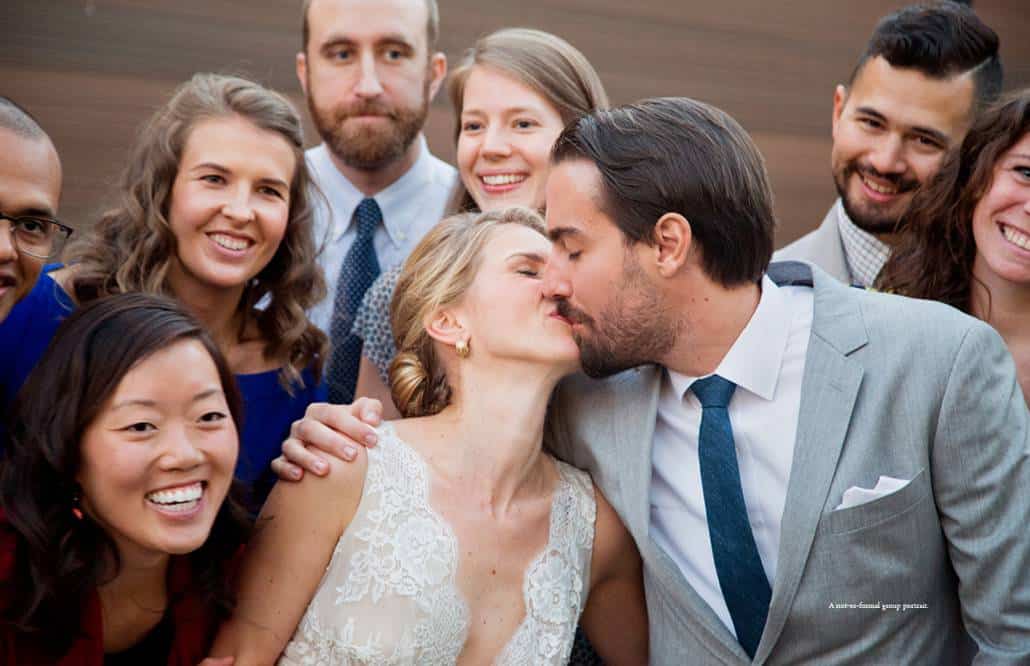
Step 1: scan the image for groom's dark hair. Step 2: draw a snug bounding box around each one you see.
[551,96,775,287]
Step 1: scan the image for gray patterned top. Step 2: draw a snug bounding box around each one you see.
[352,265,402,384]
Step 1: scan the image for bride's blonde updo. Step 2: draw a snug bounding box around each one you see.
[389,207,547,417]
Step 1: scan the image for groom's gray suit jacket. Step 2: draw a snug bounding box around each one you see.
[547,262,1030,664]
[773,203,851,284]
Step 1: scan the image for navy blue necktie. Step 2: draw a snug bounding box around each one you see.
[691,375,771,659]
[327,198,381,404]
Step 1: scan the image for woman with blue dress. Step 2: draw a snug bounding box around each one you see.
[0,73,327,509]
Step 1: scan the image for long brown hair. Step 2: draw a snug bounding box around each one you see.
[0,293,250,658]
[445,28,609,214]
[877,88,1030,311]
[67,73,327,388]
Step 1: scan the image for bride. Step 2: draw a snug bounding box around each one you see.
[210,207,647,664]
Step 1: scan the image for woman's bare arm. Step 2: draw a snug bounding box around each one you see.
[269,399,383,481]
[208,450,368,665]
[580,485,649,665]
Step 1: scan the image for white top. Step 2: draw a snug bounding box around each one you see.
[649,275,813,638]
[306,137,458,333]
[279,422,597,665]
[834,199,891,288]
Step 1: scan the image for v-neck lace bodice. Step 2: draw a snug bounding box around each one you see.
[278,422,597,665]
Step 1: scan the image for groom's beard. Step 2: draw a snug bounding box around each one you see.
[556,262,678,379]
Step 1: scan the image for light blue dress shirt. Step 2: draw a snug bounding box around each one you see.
[306,136,458,333]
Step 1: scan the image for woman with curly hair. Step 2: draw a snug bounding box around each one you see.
[877,88,1030,405]
[0,293,249,663]
[0,73,328,507]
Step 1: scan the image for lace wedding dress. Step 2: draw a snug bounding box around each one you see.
[278,422,597,665]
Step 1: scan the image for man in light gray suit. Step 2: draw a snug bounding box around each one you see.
[775,2,1002,287]
[537,97,1029,663]
[276,98,1030,663]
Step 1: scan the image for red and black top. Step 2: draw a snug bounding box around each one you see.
[0,510,232,665]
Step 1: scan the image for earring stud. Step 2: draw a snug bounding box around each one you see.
[455,339,470,358]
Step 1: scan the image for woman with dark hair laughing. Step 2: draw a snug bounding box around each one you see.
[0,293,249,664]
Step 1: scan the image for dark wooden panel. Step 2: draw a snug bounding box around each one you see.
[2,0,1027,246]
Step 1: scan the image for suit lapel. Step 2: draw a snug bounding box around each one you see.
[645,535,753,661]
[754,270,867,663]
[617,366,752,662]
[613,365,661,541]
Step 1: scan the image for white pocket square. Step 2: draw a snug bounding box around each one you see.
[834,476,911,511]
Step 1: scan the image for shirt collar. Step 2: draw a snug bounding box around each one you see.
[667,275,792,403]
[834,199,891,287]
[310,135,436,246]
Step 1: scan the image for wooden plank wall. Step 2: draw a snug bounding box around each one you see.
[3,0,1028,246]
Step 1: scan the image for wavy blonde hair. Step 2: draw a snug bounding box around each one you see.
[389,207,546,417]
[67,73,327,388]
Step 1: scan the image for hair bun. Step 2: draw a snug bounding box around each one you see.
[387,209,546,418]
[389,351,449,417]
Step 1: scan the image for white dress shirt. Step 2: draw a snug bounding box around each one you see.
[835,199,891,288]
[306,136,458,333]
[650,275,813,638]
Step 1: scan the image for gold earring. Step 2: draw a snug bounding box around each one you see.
[455,339,470,358]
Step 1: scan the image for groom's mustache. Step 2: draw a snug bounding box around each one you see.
[556,299,594,327]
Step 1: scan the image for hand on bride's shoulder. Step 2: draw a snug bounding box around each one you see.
[271,397,383,482]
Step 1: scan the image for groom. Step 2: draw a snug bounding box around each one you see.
[276,98,1030,663]
[537,97,1030,663]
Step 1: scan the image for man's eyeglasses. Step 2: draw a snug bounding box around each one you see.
[1,211,73,259]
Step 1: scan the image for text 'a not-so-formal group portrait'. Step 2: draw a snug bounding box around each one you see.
[0,0,1028,663]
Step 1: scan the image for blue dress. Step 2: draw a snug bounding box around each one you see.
[0,267,326,509]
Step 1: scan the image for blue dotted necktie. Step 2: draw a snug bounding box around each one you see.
[327,198,381,404]
[691,375,771,659]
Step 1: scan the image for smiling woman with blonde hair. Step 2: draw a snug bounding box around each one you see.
[351,27,608,418]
